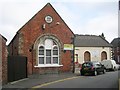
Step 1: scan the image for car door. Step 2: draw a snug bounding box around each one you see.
[98,63,104,72]
[95,63,102,72]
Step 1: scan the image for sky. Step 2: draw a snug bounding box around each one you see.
[0,0,118,45]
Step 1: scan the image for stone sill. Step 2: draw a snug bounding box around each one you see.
[34,64,63,68]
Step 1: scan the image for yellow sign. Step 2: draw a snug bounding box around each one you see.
[64,44,73,50]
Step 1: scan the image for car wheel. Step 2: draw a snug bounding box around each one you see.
[103,69,106,74]
[94,70,97,76]
[113,67,116,71]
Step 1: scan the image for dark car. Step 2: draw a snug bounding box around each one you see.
[80,61,106,76]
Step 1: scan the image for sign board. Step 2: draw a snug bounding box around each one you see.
[64,44,73,50]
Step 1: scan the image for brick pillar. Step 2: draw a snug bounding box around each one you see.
[0,35,7,86]
[2,39,7,85]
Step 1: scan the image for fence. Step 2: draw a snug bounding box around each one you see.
[7,56,27,82]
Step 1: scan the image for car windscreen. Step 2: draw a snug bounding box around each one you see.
[93,62,101,67]
[82,63,92,67]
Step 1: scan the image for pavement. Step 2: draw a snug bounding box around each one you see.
[2,72,79,89]
[119,79,120,90]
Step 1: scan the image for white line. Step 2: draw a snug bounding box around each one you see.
[32,76,79,88]
[10,78,28,84]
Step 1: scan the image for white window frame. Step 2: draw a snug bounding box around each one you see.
[38,45,45,65]
[35,39,63,67]
[52,45,59,64]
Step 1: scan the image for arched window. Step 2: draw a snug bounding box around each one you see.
[38,46,44,64]
[84,51,91,62]
[53,46,59,64]
[101,51,107,61]
[38,39,59,66]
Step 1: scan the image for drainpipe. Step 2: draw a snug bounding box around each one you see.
[72,35,75,73]
[29,45,33,74]
[31,45,34,74]
[31,48,33,75]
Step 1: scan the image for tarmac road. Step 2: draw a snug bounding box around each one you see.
[34,71,119,89]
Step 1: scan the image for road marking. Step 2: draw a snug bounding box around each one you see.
[10,78,28,84]
[32,76,79,88]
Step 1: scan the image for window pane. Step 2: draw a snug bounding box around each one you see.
[53,46,58,50]
[39,50,44,55]
[53,46,58,55]
[45,39,53,49]
[46,50,51,56]
[53,57,58,64]
[53,41,57,45]
[39,46,44,50]
[53,50,58,55]
[39,46,44,55]
[46,57,51,64]
[39,57,44,64]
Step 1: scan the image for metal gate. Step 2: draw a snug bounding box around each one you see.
[7,56,27,82]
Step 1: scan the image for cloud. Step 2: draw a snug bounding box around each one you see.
[0,1,118,44]
[53,2,118,43]
[78,13,118,42]
[0,1,47,44]
[0,24,17,44]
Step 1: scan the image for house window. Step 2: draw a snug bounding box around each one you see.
[39,46,44,64]
[75,54,78,63]
[84,51,91,62]
[101,51,107,61]
[46,49,51,64]
[53,46,58,64]
[38,39,59,67]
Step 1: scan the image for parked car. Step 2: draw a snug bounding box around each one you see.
[116,64,120,70]
[80,61,106,76]
[100,59,118,71]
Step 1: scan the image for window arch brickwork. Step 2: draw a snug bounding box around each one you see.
[33,34,62,67]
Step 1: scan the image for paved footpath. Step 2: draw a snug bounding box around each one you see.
[119,79,120,90]
[2,72,78,89]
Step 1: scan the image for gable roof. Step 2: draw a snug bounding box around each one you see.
[75,34,112,47]
[0,34,7,41]
[9,3,74,45]
[111,37,120,47]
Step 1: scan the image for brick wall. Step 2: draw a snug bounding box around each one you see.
[8,34,19,56]
[0,34,7,85]
[8,3,74,75]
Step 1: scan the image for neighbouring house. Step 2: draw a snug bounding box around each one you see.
[0,34,7,85]
[8,3,74,75]
[74,34,112,64]
[111,37,120,64]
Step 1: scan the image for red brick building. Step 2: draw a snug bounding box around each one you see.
[111,38,120,64]
[8,3,74,75]
[0,34,7,85]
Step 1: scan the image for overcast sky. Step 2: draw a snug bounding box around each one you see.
[0,0,118,45]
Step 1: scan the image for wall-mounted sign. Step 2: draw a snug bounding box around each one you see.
[64,44,73,50]
[45,15,53,24]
